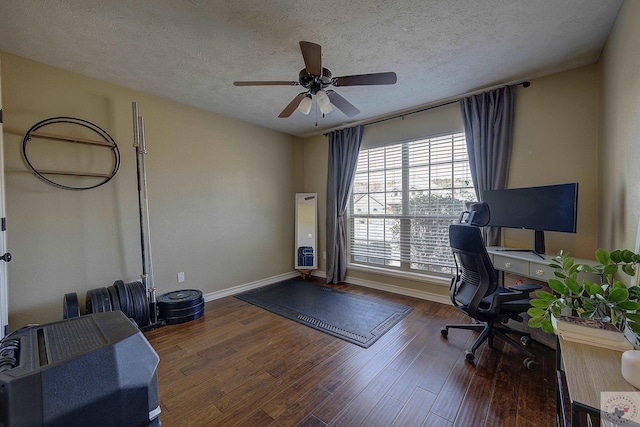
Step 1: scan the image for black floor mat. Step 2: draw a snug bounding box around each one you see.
[235,279,413,348]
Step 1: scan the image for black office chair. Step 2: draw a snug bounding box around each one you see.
[440,202,541,370]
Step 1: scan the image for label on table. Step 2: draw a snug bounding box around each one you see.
[601,391,640,425]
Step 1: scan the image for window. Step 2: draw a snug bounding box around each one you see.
[349,132,476,276]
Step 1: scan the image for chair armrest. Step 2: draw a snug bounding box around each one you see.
[508,283,542,293]
[492,291,530,306]
[491,286,541,311]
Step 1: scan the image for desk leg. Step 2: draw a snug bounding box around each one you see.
[571,401,601,427]
[570,404,580,427]
[557,370,569,427]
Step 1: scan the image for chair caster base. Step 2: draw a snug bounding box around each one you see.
[440,327,448,337]
[465,350,475,362]
[524,358,537,370]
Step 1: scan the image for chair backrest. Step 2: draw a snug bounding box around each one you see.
[449,203,498,317]
[459,201,490,227]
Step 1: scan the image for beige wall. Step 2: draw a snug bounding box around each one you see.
[301,134,328,272]
[361,103,464,149]
[600,0,640,253]
[1,52,299,329]
[505,64,600,259]
[302,65,601,295]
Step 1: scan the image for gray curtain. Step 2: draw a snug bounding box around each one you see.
[460,85,517,246]
[326,125,364,284]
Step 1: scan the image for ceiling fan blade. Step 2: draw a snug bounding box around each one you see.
[234,81,298,86]
[332,72,397,86]
[327,91,360,118]
[299,41,322,76]
[278,93,307,118]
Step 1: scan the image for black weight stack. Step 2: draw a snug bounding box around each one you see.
[157,290,204,324]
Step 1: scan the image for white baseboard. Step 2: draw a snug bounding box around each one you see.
[343,274,452,305]
[313,270,451,306]
[312,270,327,279]
[202,271,299,302]
[203,269,451,306]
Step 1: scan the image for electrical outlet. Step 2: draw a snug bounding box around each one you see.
[177,272,185,283]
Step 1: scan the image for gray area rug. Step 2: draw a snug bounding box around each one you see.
[235,279,413,348]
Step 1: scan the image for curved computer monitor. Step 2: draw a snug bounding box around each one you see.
[482,182,578,254]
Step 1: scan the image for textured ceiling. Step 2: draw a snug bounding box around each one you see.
[0,0,623,138]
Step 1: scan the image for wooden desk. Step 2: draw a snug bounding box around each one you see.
[486,248,577,348]
[558,337,639,427]
[486,249,639,425]
[486,246,596,282]
[487,246,557,281]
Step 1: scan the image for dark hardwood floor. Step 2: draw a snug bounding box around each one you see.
[144,280,556,427]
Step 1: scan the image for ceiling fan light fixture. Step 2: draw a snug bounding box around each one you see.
[298,94,313,115]
[319,101,332,115]
[316,90,330,107]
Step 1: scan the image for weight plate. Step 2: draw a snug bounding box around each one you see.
[126,281,141,325]
[85,290,91,314]
[107,286,121,311]
[157,290,204,310]
[88,288,108,314]
[159,300,205,318]
[127,281,150,327]
[85,289,98,314]
[123,281,136,319]
[139,283,150,325]
[124,285,135,319]
[114,280,132,318]
[95,288,106,313]
[63,292,80,319]
[162,309,204,325]
[136,282,150,326]
[99,287,111,312]
[160,299,204,325]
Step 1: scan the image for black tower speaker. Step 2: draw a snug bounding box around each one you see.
[0,311,160,427]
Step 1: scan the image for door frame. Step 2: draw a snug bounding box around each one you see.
[0,56,9,338]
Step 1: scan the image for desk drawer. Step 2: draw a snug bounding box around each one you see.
[530,263,555,280]
[493,255,529,275]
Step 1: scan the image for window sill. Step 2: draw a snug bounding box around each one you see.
[346,262,451,286]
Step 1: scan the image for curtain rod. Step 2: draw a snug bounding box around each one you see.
[323,80,530,136]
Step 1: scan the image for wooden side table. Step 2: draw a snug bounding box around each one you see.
[557,337,639,426]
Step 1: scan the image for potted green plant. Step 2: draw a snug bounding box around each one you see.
[527,248,640,335]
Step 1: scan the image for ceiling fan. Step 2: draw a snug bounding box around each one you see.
[233,41,397,118]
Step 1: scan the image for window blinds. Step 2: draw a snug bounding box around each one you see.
[349,132,476,275]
